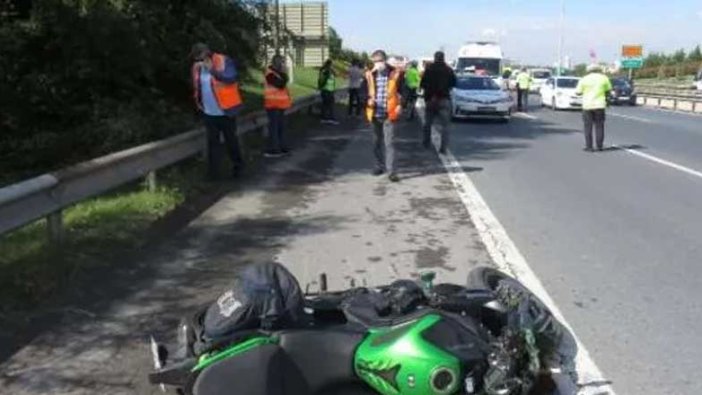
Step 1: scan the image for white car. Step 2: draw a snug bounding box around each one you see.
[540,77,582,110]
[451,76,513,121]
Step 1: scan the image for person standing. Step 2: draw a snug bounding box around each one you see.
[263,54,292,157]
[516,67,532,112]
[347,60,364,117]
[575,64,613,152]
[318,59,339,124]
[403,61,421,120]
[191,43,244,180]
[420,51,456,154]
[364,50,403,182]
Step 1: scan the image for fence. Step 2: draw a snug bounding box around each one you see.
[0,90,345,242]
[636,86,702,113]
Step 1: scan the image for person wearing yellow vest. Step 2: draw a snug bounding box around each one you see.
[191,43,244,180]
[318,59,339,124]
[515,67,532,112]
[263,54,293,158]
[364,49,404,182]
[575,64,613,151]
[404,61,421,120]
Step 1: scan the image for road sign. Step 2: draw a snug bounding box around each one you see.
[622,45,643,58]
[621,58,643,69]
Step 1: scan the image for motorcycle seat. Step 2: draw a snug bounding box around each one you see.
[192,328,374,395]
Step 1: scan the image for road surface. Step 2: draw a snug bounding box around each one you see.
[450,102,702,394]
[1,101,700,394]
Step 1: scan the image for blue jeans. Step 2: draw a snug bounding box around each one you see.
[266,109,287,152]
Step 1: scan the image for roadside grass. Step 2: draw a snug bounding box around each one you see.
[0,161,206,311]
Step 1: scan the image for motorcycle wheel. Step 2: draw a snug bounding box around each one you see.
[467,267,563,354]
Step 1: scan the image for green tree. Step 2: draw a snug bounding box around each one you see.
[689,45,702,62]
[329,26,342,60]
[573,63,587,76]
[0,0,262,183]
[672,49,687,63]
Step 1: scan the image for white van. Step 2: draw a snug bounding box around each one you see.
[456,42,504,86]
[528,68,553,93]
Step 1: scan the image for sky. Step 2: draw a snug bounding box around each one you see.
[296,0,702,65]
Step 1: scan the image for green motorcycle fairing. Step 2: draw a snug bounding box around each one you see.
[354,314,462,395]
[192,336,278,372]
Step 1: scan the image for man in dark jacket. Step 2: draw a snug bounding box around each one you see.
[420,51,456,154]
[318,59,339,124]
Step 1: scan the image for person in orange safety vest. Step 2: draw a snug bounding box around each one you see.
[191,43,244,180]
[263,54,293,158]
[363,49,404,182]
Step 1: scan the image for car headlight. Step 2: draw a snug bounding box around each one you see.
[498,97,512,103]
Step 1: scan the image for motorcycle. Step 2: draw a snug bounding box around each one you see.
[148,263,564,395]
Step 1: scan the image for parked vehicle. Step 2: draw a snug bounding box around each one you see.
[148,263,564,395]
[608,77,637,105]
[540,77,582,110]
[695,68,702,91]
[451,76,513,121]
[456,42,504,87]
[528,69,552,93]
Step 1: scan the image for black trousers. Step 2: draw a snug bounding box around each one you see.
[517,87,529,111]
[348,88,361,116]
[204,115,243,178]
[321,91,335,120]
[266,109,286,152]
[582,109,606,149]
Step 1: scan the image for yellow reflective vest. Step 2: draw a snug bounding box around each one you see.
[575,73,612,110]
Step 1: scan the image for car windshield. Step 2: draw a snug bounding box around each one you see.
[557,79,579,88]
[456,77,501,90]
[456,58,501,75]
[612,79,630,88]
[532,71,552,79]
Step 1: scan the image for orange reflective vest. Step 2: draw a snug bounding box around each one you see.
[365,69,402,122]
[192,53,243,114]
[264,68,292,110]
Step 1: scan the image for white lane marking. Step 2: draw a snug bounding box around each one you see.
[418,103,614,394]
[514,112,538,120]
[613,145,702,180]
[608,112,653,123]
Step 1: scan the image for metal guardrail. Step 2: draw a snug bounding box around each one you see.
[636,88,702,113]
[0,90,344,241]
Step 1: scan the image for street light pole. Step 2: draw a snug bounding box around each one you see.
[557,0,565,76]
[274,0,280,55]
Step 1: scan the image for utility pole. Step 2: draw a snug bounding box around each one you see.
[274,0,280,55]
[557,0,565,76]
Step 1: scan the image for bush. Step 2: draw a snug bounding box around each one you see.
[0,0,262,186]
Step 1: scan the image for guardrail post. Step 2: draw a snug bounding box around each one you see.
[47,210,64,245]
[673,99,678,111]
[146,170,157,192]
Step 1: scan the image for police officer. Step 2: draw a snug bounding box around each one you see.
[404,61,421,120]
[575,64,612,152]
[515,67,532,112]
